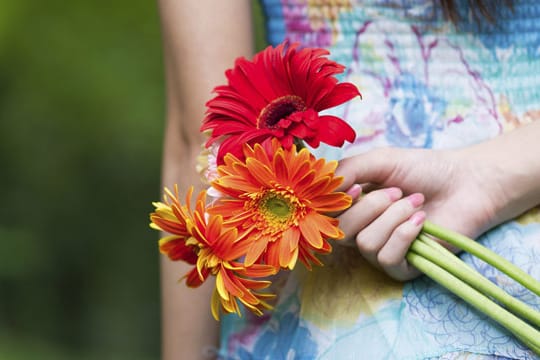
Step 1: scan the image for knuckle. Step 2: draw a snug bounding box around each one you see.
[355,233,379,255]
[392,199,415,219]
[393,224,414,240]
[377,252,398,268]
[361,190,391,210]
[359,193,380,208]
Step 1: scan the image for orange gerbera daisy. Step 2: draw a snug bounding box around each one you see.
[150,186,277,319]
[209,139,352,270]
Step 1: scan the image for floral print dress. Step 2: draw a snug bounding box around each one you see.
[218,1,540,359]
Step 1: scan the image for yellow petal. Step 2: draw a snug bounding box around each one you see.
[215,271,229,301]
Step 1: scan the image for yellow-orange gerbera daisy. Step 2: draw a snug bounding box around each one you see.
[209,139,352,270]
[150,186,277,319]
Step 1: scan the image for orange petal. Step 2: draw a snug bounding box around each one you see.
[213,176,259,195]
[273,150,289,182]
[280,228,300,269]
[244,236,270,266]
[151,215,188,236]
[289,247,299,270]
[264,241,281,268]
[298,245,323,270]
[246,158,274,186]
[298,214,323,249]
[298,176,331,198]
[310,212,343,239]
[278,237,293,269]
[283,227,300,252]
[238,277,272,291]
[216,267,246,302]
[206,214,223,241]
[252,143,271,166]
[214,227,246,260]
[310,193,352,212]
[235,262,278,277]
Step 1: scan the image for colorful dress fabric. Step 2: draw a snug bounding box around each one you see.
[218,1,540,359]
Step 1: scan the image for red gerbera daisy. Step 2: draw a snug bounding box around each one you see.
[201,42,360,163]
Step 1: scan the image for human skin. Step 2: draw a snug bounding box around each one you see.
[335,120,540,281]
[157,0,253,358]
[157,0,540,355]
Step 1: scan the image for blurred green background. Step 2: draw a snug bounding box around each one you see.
[0,1,266,359]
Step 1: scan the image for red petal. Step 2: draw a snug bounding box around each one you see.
[315,82,361,110]
[159,237,198,264]
[317,115,356,146]
[185,267,209,288]
[216,132,266,164]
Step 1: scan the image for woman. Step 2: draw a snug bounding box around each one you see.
[158,0,540,358]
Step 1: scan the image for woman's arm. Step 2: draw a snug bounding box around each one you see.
[157,1,253,358]
[336,120,540,280]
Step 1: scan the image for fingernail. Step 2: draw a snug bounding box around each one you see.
[409,211,426,226]
[346,184,362,199]
[407,193,424,208]
[384,187,402,201]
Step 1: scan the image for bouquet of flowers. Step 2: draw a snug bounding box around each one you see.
[150,42,540,354]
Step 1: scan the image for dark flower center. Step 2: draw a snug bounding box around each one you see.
[258,95,306,129]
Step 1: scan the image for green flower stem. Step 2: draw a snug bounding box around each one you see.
[422,221,540,297]
[413,235,540,328]
[406,251,540,354]
[529,341,540,356]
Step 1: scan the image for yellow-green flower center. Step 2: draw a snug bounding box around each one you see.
[247,187,305,238]
[261,193,295,220]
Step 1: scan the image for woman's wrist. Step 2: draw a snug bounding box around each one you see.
[459,121,540,225]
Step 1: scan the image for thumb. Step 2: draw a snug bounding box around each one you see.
[335,148,399,191]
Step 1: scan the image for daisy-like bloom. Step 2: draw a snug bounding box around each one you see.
[209,139,352,270]
[150,186,277,319]
[201,42,360,163]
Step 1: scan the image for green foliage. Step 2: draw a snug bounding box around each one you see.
[0,1,268,358]
[0,0,163,358]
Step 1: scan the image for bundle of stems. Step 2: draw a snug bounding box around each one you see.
[406,221,540,354]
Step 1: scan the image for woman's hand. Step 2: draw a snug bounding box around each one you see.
[336,147,504,280]
[335,119,540,281]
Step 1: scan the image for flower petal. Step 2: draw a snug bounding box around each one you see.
[310,192,352,212]
[298,214,324,249]
[317,115,356,146]
[245,236,270,267]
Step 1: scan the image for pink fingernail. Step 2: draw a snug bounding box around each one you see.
[409,211,426,226]
[384,187,402,201]
[346,184,362,199]
[407,193,424,208]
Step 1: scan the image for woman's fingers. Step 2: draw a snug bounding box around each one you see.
[336,185,427,280]
[335,148,402,191]
[345,184,362,199]
[337,187,403,246]
[376,211,426,280]
[354,193,425,278]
